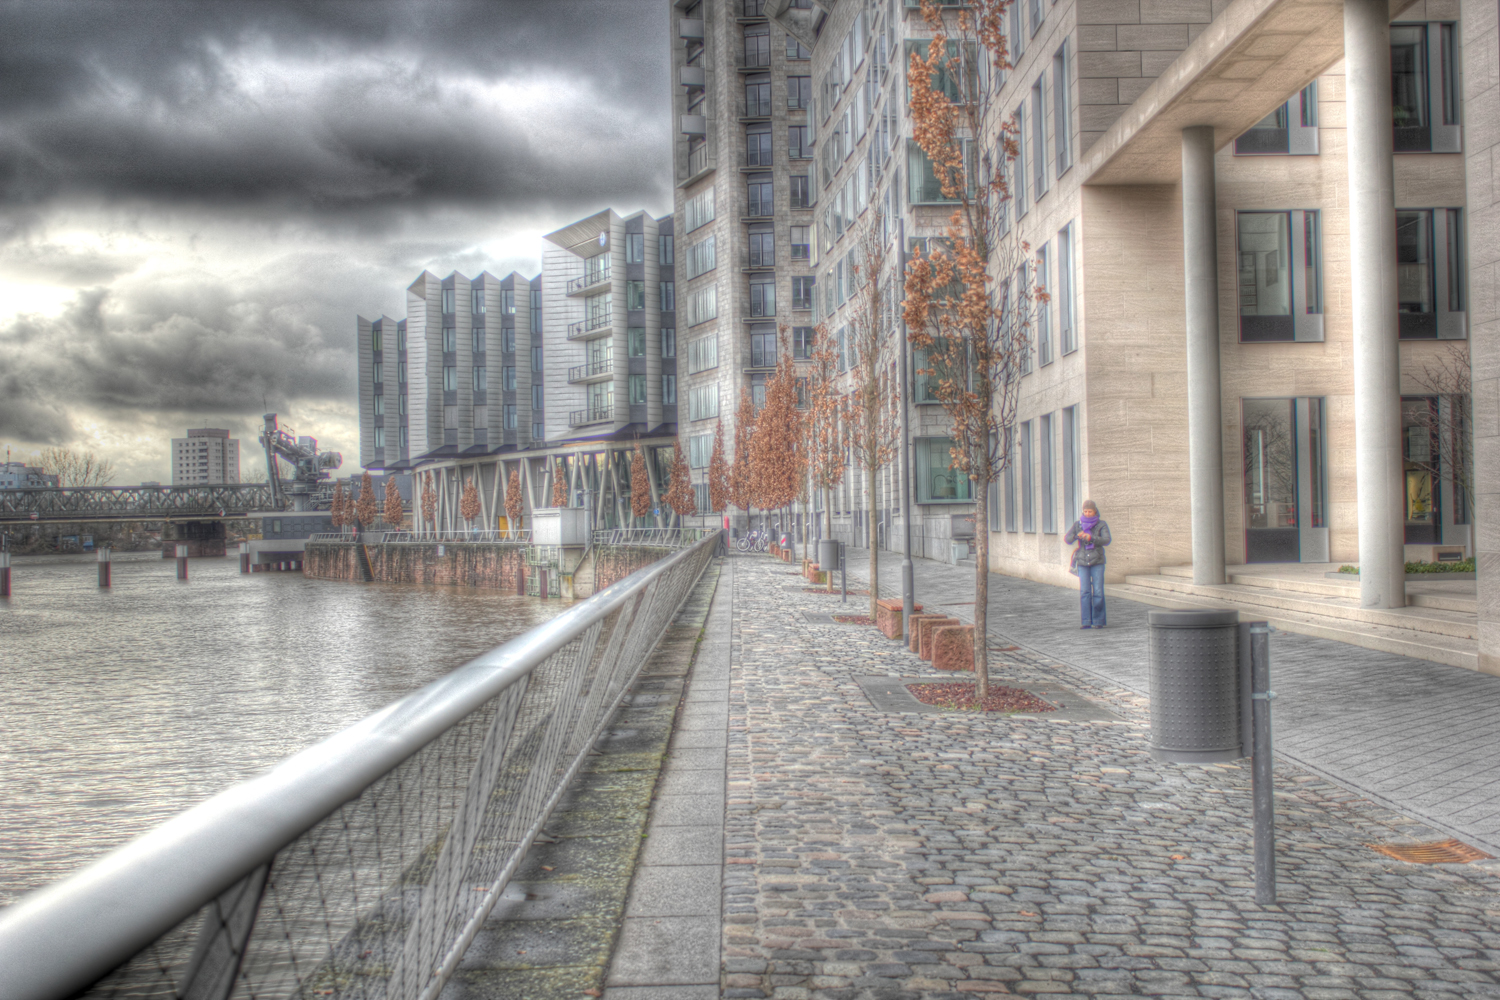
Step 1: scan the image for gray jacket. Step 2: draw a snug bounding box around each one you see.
[1064,519,1111,567]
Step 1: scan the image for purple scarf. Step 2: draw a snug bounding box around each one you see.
[1079,513,1100,549]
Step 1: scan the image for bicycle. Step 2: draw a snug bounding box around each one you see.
[736,528,769,553]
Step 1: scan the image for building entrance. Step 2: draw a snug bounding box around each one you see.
[1242,397,1329,563]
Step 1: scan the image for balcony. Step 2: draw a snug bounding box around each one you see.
[569,405,614,427]
[567,268,611,296]
[680,66,705,88]
[678,17,703,38]
[688,143,711,177]
[739,98,773,121]
[737,50,772,72]
[567,308,613,339]
[568,358,615,383]
[680,114,706,136]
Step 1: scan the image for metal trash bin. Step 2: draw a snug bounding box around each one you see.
[1147,609,1246,763]
[818,539,839,574]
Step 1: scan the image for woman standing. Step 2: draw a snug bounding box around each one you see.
[1064,500,1111,628]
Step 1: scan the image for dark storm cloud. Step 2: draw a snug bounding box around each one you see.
[0,0,670,215]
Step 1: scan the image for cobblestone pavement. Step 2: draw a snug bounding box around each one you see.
[840,552,1500,858]
[724,554,1500,1000]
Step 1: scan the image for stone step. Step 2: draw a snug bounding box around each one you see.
[1157,564,1361,599]
[1410,591,1478,614]
[1123,573,1476,640]
[1108,583,1478,671]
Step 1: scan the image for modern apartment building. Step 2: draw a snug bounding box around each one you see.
[356,210,684,535]
[171,428,240,485]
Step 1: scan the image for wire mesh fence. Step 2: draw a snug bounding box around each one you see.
[0,532,721,1000]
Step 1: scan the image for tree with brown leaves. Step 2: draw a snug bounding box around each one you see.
[905,0,1039,698]
[330,481,347,531]
[459,476,481,532]
[355,471,377,529]
[421,471,436,532]
[708,418,730,515]
[750,335,803,517]
[848,216,902,617]
[665,435,697,519]
[804,325,847,547]
[630,442,652,523]
[383,477,404,530]
[505,468,523,537]
[551,458,569,508]
[728,388,757,521]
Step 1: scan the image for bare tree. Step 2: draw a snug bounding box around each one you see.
[34,447,115,487]
[904,0,1040,698]
[1408,341,1475,527]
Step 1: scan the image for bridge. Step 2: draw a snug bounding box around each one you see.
[0,483,279,522]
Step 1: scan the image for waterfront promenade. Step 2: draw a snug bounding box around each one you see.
[588,552,1500,999]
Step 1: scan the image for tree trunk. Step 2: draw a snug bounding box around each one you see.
[973,477,990,700]
[867,463,879,619]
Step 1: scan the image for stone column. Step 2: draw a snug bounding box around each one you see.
[1459,0,1500,672]
[1182,126,1227,586]
[1345,0,1406,609]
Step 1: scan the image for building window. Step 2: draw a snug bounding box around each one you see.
[686,234,716,279]
[502,327,515,354]
[1053,43,1071,176]
[399,394,407,415]
[530,287,541,331]
[790,175,811,209]
[472,288,486,314]
[374,394,385,416]
[748,176,773,216]
[374,426,385,449]
[744,23,771,68]
[372,361,383,384]
[908,141,958,204]
[688,433,712,468]
[441,288,455,313]
[532,421,544,441]
[750,277,776,317]
[398,361,407,383]
[371,324,382,350]
[443,366,456,391]
[1031,79,1048,199]
[627,233,644,263]
[1398,208,1467,338]
[1039,412,1056,533]
[662,327,677,357]
[442,326,456,353]
[791,227,810,260]
[1058,222,1077,354]
[1019,420,1034,531]
[751,327,778,367]
[502,365,516,390]
[788,76,811,109]
[1036,243,1053,366]
[400,425,409,451]
[629,374,647,404]
[1004,428,1017,530]
[532,384,543,409]
[664,374,677,404]
[792,326,814,359]
[687,285,717,326]
[1014,103,1028,218]
[1237,210,1324,342]
[1235,84,1319,155]
[627,327,645,357]
[792,276,814,310]
[531,348,543,372]
[627,280,646,311]
[397,324,406,351]
[504,404,517,430]
[916,438,971,503]
[1392,23,1463,153]
[661,281,676,312]
[468,328,481,354]
[747,125,772,166]
[688,335,719,373]
[745,73,772,116]
[473,366,487,392]
[787,36,811,60]
[660,234,675,265]
[688,384,720,421]
[789,126,811,160]
[749,228,775,268]
[685,187,715,232]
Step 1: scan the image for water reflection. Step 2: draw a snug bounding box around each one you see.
[0,553,566,906]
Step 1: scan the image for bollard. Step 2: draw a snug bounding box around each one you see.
[239,541,250,574]
[1250,622,1276,904]
[840,540,847,603]
[98,547,112,588]
[175,544,189,581]
[0,551,9,598]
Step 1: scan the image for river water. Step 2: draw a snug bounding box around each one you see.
[0,553,567,907]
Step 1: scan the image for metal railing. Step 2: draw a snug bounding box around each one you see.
[594,526,707,547]
[566,268,610,295]
[566,309,613,340]
[569,405,613,427]
[568,358,614,382]
[382,529,534,544]
[0,531,722,1000]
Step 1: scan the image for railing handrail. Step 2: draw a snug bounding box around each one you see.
[566,267,611,295]
[0,532,723,1000]
[305,530,534,543]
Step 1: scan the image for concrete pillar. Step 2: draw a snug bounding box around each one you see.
[1345,0,1406,609]
[1182,126,1227,586]
[1459,0,1500,672]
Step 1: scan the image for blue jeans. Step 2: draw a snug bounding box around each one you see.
[1079,563,1106,626]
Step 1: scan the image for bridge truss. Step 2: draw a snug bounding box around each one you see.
[0,484,280,522]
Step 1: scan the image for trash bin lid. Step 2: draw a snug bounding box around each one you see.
[1147,609,1239,627]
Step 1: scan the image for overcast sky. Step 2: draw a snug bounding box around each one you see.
[0,0,671,484]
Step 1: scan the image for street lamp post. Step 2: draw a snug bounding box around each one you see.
[897,220,916,633]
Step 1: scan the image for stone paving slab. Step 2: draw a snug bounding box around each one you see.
[846,550,1500,859]
[723,553,1500,1000]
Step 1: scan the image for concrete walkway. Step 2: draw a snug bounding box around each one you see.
[844,549,1500,858]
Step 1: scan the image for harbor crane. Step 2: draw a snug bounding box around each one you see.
[259,413,342,512]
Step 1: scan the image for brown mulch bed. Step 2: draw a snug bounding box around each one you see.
[832,614,875,625]
[803,587,871,596]
[905,682,1057,714]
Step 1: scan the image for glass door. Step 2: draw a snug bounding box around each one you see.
[1403,396,1441,543]
[1243,397,1329,562]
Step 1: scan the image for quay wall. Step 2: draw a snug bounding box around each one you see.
[591,545,679,593]
[305,541,530,590]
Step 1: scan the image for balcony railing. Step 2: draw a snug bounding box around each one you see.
[568,358,615,382]
[567,308,613,339]
[567,268,611,295]
[688,143,710,176]
[740,98,773,119]
[569,404,614,427]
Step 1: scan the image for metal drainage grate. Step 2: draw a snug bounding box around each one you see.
[1369,839,1493,864]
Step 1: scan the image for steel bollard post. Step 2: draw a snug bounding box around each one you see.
[1250,622,1276,904]
[98,547,111,588]
[239,541,251,574]
[175,544,189,581]
[0,551,9,598]
[840,541,847,603]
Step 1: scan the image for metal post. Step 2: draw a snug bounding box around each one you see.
[239,541,250,574]
[897,219,915,637]
[1250,622,1276,904]
[0,551,9,598]
[176,544,189,581]
[98,547,111,588]
[840,540,847,603]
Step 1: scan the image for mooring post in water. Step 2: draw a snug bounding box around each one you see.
[175,544,189,581]
[239,541,250,574]
[0,551,10,598]
[98,547,111,588]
